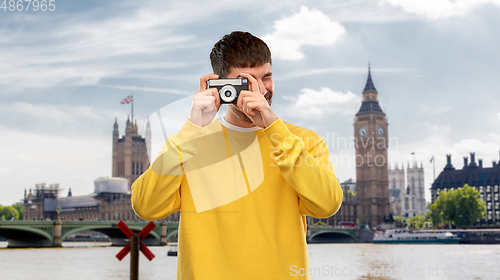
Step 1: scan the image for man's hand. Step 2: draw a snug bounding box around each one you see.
[189,74,221,127]
[236,73,278,128]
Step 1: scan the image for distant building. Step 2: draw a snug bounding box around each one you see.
[388,161,426,218]
[113,116,151,190]
[22,116,180,222]
[388,162,405,217]
[23,179,180,222]
[312,179,357,226]
[340,178,356,193]
[354,66,391,227]
[405,161,426,217]
[431,152,500,225]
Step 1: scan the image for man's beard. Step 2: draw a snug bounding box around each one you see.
[230,92,273,124]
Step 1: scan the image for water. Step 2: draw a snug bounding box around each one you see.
[1,241,499,280]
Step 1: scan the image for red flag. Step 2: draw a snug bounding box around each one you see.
[430,155,434,163]
[120,95,133,104]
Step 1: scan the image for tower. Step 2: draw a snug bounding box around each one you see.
[405,160,426,217]
[354,66,390,227]
[145,117,152,162]
[112,116,150,191]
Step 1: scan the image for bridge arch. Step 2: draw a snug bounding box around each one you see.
[61,225,161,243]
[0,226,54,246]
[310,231,356,243]
[166,229,178,242]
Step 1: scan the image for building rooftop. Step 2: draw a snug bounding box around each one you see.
[44,195,99,212]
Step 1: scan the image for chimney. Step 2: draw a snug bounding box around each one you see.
[463,157,468,168]
[494,161,497,168]
[469,153,477,167]
[479,159,483,168]
[444,154,455,170]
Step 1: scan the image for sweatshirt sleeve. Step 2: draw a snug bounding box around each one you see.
[263,118,343,218]
[131,118,204,221]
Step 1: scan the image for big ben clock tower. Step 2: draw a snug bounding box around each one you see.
[354,66,390,228]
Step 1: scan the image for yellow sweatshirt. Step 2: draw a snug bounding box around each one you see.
[131,117,343,280]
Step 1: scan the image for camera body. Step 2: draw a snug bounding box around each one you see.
[207,78,249,104]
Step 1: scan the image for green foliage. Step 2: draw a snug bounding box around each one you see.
[407,216,426,229]
[0,204,21,220]
[394,217,406,228]
[12,203,23,220]
[430,184,485,228]
[343,189,357,196]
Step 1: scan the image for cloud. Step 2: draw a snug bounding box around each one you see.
[0,1,206,90]
[262,6,346,60]
[419,104,453,115]
[0,167,11,175]
[100,85,190,95]
[276,67,416,81]
[0,102,120,136]
[379,0,500,20]
[282,87,360,118]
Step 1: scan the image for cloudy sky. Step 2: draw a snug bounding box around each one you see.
[1,0,500,206]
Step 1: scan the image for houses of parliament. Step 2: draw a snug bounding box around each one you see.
[23,116,180,222]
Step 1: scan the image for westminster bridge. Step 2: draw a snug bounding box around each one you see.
[0,220,179,248]
[0,220,367,248]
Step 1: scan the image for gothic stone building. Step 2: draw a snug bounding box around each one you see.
[23,117,180,223]
[354,67,391,227]
[113,116,151,190]
[388,161,426,218]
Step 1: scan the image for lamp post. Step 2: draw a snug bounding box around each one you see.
[56,206,61,221]
[115,211,119,221]
[11,209,16,220]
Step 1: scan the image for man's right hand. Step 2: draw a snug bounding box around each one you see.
[189,74,221,127]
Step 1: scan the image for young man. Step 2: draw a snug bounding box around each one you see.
[131,31,343,280]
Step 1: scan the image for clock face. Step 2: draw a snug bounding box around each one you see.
[377,125,385,138]
[358,125,368,139]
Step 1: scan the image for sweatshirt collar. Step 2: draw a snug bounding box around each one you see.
[218,117,262,132]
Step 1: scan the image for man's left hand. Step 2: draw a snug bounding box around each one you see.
[236,72,278,128]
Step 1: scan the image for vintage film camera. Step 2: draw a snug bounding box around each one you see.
[207,78,249,104]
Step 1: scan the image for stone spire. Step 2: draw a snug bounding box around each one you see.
[356,64,385,116]
[113,117,119,140]
[363,63,377,93]
[126,114,132,135]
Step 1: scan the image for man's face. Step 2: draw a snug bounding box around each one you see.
[225,62,273,123]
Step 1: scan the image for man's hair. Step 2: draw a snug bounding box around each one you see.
[210,31,272,77]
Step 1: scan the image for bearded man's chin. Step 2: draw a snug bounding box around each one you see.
[230,104,253,123]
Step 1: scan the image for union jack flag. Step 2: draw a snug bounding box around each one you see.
[120,95,133,104]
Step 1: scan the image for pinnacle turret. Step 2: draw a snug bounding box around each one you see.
[356,64,385,116]
[363,64,377,93]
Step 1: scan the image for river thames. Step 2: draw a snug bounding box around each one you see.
[1,242,499,279]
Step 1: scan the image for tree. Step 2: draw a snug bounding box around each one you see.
[12,203,23,220]
[430,184,485,228]
[0,203,23,220]
[407,216,426,229]
[394,217,406,228]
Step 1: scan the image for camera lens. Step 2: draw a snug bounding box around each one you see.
[220,85,237,103]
